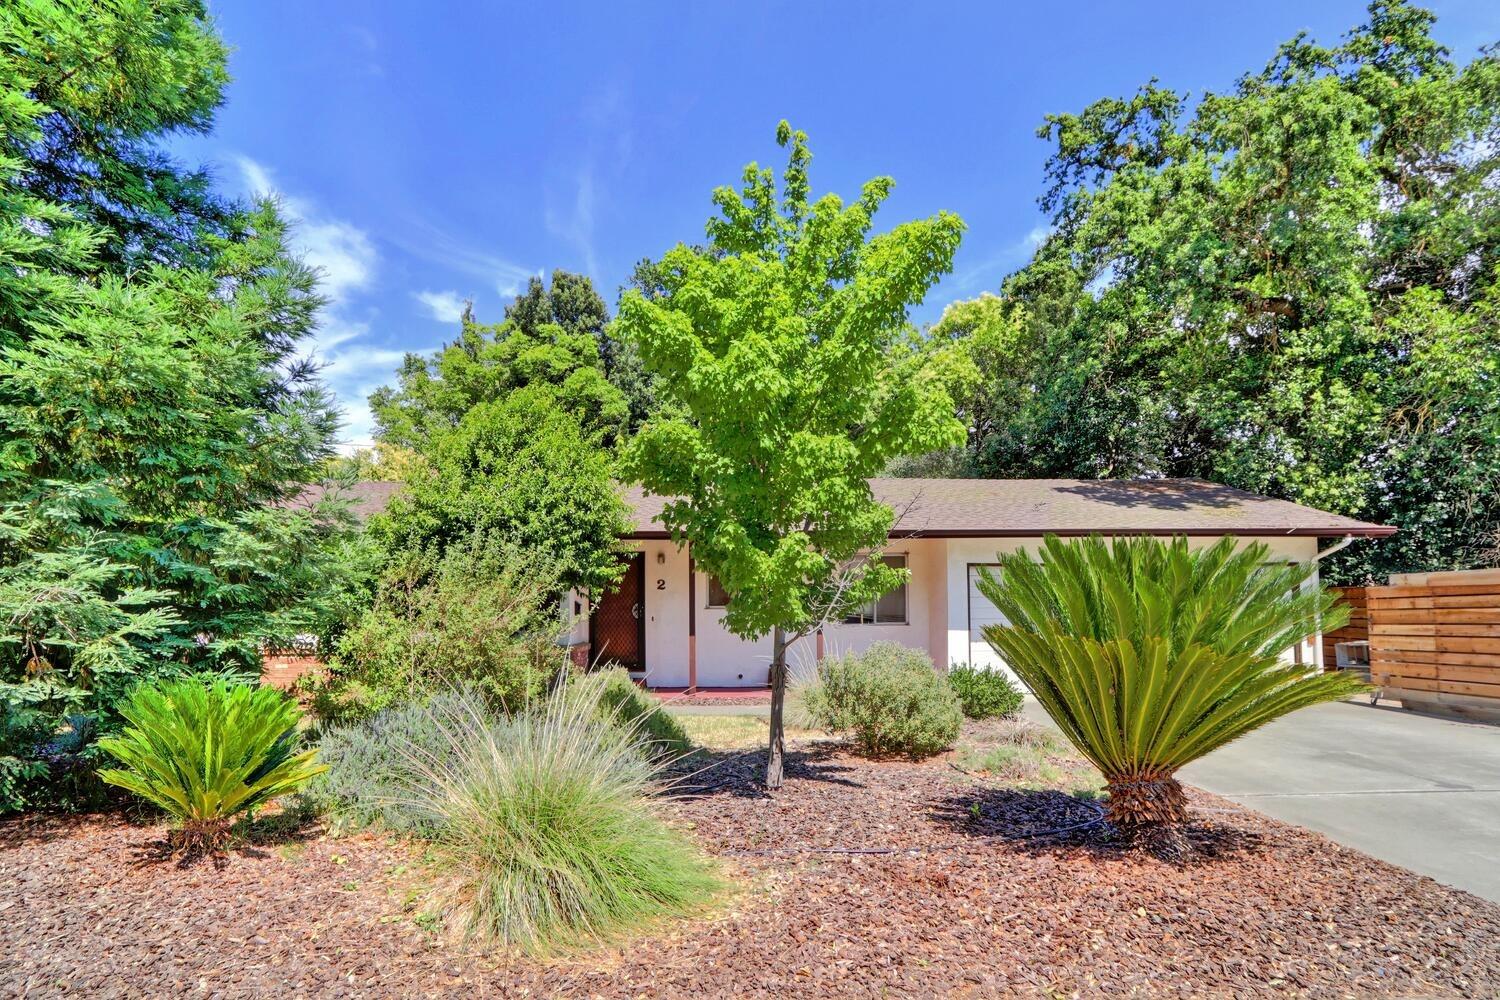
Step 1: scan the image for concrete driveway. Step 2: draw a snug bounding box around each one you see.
[1178,700,1500,902]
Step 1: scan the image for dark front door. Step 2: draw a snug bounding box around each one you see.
[590,552,646,672]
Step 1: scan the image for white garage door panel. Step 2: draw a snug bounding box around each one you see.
[966,564,1010,671]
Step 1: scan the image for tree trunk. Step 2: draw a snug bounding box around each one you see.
[766,625,788,789]
[1105,771,1190,860]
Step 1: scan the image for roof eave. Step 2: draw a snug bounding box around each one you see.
[625,526,1397,540]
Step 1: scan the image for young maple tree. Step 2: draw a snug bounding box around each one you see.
[618,122,965,787]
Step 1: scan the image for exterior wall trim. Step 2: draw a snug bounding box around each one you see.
[627,527,1394,540]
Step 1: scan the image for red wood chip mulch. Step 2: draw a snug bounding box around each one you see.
[5,745,1498,998]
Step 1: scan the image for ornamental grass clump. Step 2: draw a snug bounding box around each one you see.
[400,685,719,953]
[979,534,1366,858]
[802,642,962,758]
[97,677,326,855]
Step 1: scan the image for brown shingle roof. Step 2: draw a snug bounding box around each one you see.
[295,477,1393,539]
[285,480,402,521]
[622,478,1394,539]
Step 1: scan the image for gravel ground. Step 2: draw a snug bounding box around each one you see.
[5,745,1499,998]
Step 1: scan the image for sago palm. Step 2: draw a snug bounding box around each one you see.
[98,677,326,854]
[978,534,1365,855]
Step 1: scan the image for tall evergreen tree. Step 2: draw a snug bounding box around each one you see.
[0,2,353,725]
[1,0,236,270]
[370,271,631,451]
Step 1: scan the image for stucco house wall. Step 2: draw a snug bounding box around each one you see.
[940,534,1325,686]
[565,532,1330,689]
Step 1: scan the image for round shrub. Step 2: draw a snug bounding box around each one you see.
[802,642,962,758]
[565,668,692,758]
[946,662,1025,720]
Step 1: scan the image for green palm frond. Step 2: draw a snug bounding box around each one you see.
[97,677,326,826]
[978,535,1365,781]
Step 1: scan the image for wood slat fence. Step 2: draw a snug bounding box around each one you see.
[1367,568,1500,721]
[1321,586,1368,671]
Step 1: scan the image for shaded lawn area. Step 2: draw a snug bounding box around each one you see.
[5,718,1500,998]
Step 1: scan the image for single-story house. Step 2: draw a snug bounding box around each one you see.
[563,478,1393,690]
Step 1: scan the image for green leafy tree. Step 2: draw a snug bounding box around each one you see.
[955,1,1500,582]
[507,270,609,342]
[377,384,629,594]
[0,3,356,729]
[323,442,424,482]
[370,272,630,451]
[619,122,965,787]
[981,535,1364,857]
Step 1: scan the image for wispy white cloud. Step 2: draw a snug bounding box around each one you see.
[300,219,376,304]
[236,156,275,201]
[233,155,392,451]
[322,342,423,452]
[541,83,634,283]
[390,219,536,299]
[414,289,468,324]
[345,25,383,77]
[948,224,1051,294]
[545,166,599,280]
[235,155,376,306]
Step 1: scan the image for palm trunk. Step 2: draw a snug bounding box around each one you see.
[766,625,787,789]
[1105,771,1189,859]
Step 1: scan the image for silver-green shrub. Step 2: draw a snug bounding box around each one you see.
[306,688,489,835]
[802,642,962,758]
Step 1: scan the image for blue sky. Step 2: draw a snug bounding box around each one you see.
[180,1,1499,449]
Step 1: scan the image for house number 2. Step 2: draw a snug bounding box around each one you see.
[656,579,665,590]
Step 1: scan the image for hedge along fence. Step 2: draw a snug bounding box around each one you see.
[1367,569,1500,722]
[1322,586,1369,671]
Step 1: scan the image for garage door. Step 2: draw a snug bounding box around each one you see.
[966,564,1011,673]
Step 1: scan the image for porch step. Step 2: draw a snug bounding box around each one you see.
[651,686,773,707]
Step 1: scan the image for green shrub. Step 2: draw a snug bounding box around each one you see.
[802,642,962,758]
[401,684,719,953]
[565,668,692,758]
[309,532,566,724]
[97,678,326,853]
[947,663,1025,720]
[305,688,490,835]
[7,713,115,813]
[0,707,53,814]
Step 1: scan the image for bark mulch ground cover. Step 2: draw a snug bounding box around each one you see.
[5,743,1499,998]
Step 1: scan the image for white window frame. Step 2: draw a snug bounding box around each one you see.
[844,554,909,625]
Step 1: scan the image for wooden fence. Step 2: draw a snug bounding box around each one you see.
[1321,586,1369,671]
[1367,568,1500,721]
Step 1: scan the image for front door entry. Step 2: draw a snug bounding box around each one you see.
[590,552,646,672]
